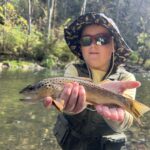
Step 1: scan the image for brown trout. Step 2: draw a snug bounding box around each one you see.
[20,77,150,124]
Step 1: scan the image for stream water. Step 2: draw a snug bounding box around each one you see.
[0,70,149,150]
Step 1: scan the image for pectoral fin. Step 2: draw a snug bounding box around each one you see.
[52,99,64,111]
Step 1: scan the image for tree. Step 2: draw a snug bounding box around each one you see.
[137,32,150,65]
[28,0,31,34]
[80,0,87,15]
[47,0,55,40]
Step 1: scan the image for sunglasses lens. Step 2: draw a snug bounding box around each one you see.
[80,36,92,46]
[96,35,111,45]
[80,34,112,46]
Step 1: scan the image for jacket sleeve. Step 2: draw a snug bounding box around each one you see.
[104,72,136,132]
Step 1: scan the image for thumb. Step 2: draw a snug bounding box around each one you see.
[43,97,53,108]
[99,80,141,94]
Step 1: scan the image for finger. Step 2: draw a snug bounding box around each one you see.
[121,81,141,91]
[64,82,79,112]
[60,83,73,108]
[117,108,125,122]
[95,104,103,114]
[73,85,86,113]
[43,97,53,108]
[95,105,111,119]
[109,107,119,121]
[102,106,112,119]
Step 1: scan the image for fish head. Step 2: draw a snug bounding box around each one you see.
[19,80,56,103]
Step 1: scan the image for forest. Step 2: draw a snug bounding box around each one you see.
[0,0,150,69]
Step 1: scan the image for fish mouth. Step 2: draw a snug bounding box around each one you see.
[19,95,41,103]
[20,96,33,102]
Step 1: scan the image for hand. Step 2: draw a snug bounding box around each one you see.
[43,82,86,114]
[95,105,125,122]
[95,80,141,122]
[60,82,86,114]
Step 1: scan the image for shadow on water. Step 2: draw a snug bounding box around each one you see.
[0,70,149,150]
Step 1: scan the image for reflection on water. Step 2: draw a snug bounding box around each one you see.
[0,70,150,150]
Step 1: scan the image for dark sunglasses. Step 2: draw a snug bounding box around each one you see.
[80,33,112,47]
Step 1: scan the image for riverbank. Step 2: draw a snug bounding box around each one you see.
[0,60,149,73]
[0,60,44,72]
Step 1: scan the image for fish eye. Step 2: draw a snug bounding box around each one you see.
[26,85,34,91]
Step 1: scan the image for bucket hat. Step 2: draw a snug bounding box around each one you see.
[64,12,132,66]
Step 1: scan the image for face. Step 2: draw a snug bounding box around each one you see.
[80,24,114,71]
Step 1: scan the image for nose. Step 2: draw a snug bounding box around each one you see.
[90,41,98,49]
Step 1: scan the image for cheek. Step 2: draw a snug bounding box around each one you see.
[104,49,113,59]
[101,46,113,58]
[81,47,88,58]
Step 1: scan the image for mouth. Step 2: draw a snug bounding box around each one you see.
[89,52,99,54]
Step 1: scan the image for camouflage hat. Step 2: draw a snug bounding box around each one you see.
[64,12,132,66]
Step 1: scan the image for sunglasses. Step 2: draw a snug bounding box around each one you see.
[80,33,112,47]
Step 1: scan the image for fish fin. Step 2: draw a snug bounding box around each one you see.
[122,93,133,99]
[131,99,150,118]
[99,80,111,84]
[52,99,64,111]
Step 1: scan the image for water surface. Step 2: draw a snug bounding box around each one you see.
[0,70,149,150]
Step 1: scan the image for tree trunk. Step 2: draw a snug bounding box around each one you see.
[28,0,31,35]
[80,0,87,15]
[47,0,55,40]
[2,0,7,52]
[52,0,57,37]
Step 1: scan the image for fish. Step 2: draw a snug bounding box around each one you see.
[19,77,150,124]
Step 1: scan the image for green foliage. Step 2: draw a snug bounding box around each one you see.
[144,59,150,70]
[0,0,150,69]
[137,32,150,65]
[53,40,69,56]
[2,2,27,28]
[2,26,26,52]
[41,55,58,68]
[137,33,150,47]
[129,51,139,62]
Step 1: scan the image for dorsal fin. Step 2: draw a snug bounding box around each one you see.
[99,80,111,85]
[77,77,93,82]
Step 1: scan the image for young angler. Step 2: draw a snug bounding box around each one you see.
[44,12,140,150]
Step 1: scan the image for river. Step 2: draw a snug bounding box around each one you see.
[0,70,149,150]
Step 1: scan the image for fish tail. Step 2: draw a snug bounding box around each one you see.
[131,99,150,123]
